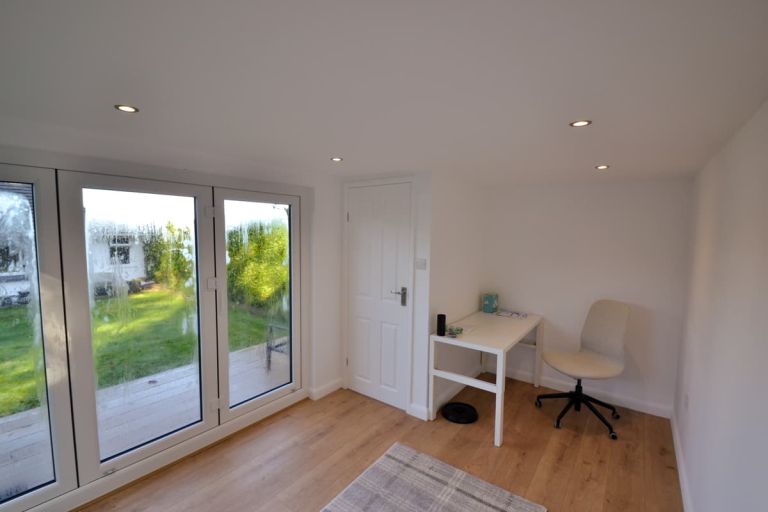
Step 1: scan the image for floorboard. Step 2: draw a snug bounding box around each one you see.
[79,377,684,512]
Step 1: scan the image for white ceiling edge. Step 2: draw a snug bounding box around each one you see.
[0,112,704,191]
[0,145,337,202]
[0,113,331,187]
[0,140,697,209]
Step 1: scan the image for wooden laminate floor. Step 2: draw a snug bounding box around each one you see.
[80,377,683,512]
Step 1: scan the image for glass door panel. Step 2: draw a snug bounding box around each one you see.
[82,189,202,460]
[214,189,300,420]
[58,172,217,483]
[0,182,54,502]
[224,200,291,406]
[0,165,76,511]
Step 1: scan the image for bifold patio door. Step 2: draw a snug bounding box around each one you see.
[58,172,219,484]
[1,168,301,510]
[213,188,300,421]
[0,165,76,511]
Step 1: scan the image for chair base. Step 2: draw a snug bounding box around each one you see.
[535,379,620,440]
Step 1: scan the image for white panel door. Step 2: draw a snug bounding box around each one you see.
[346,181,413,409]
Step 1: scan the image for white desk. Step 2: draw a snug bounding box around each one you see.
[428,311,543,447]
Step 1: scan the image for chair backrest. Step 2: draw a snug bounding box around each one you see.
[580,299,630,361]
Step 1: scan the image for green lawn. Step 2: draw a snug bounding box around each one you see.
[0,287,283,417]
[228,303,271,351]
[0,306,43,416]
[90,287,202,389]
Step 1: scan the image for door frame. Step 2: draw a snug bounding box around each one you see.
[0,165,77,512]
[212,187,302,423]
[57,171,219,485]
[342,176,416,410]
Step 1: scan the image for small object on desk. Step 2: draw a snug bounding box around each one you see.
[441,402,478,424]
[446,326,463,338]
[436,314,446,336]
[481,293,499,313]
[497,309,528,318]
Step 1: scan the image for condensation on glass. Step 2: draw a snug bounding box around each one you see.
[82,189,202,461]
[0,182,55,503]
[224,200,291,407]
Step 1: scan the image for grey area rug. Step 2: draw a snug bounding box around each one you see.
[322,443,546,512]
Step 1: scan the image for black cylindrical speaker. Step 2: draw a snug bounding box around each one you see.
[436,314,446,336]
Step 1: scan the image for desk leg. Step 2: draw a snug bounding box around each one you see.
[534,325,543,388]
[428,337,436,421]
[494,352,507,447]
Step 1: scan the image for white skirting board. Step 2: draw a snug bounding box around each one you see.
[671,415,694,512]
[507,367,672,418]
[426,360,671,421]
[308,378,344,400]
[407,403,429,421]
[480,350,673,418]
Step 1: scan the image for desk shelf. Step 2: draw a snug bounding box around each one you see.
[428,311,544,447]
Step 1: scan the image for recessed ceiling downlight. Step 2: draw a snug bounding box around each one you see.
[114,104,139,113]
[595,164,610,170]
[569,120,592,127]
[330,157,343,162]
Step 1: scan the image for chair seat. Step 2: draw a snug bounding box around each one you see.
[543,349,624,380]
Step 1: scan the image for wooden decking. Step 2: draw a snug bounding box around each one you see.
[0,407,54,501]
[81,376,684,512]
[0,343,288,499]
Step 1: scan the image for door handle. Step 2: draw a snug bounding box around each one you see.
[390,286,407,306]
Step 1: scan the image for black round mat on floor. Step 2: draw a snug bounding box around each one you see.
[441,402,478,424]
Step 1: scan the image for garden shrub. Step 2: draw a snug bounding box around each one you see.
[226,221,289,313]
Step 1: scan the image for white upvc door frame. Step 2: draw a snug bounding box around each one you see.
[213,187,302,423]
[0,165,77,512]
[57,170,219,485]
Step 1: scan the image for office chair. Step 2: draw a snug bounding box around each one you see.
[535,299,630,439]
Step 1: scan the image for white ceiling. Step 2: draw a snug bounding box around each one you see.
[1,0,768,184]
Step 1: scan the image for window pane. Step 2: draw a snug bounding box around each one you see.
[0,182,55,503]
[224,200,291,407]
[83,189,202,461]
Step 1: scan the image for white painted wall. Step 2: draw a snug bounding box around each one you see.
[308,178,343,398]
[479,179,693,416]
[422,176,693,417]
[673,99,768,512]
[428,177,486,406]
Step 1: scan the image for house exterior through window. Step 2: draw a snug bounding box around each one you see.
[109,235,132,265]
